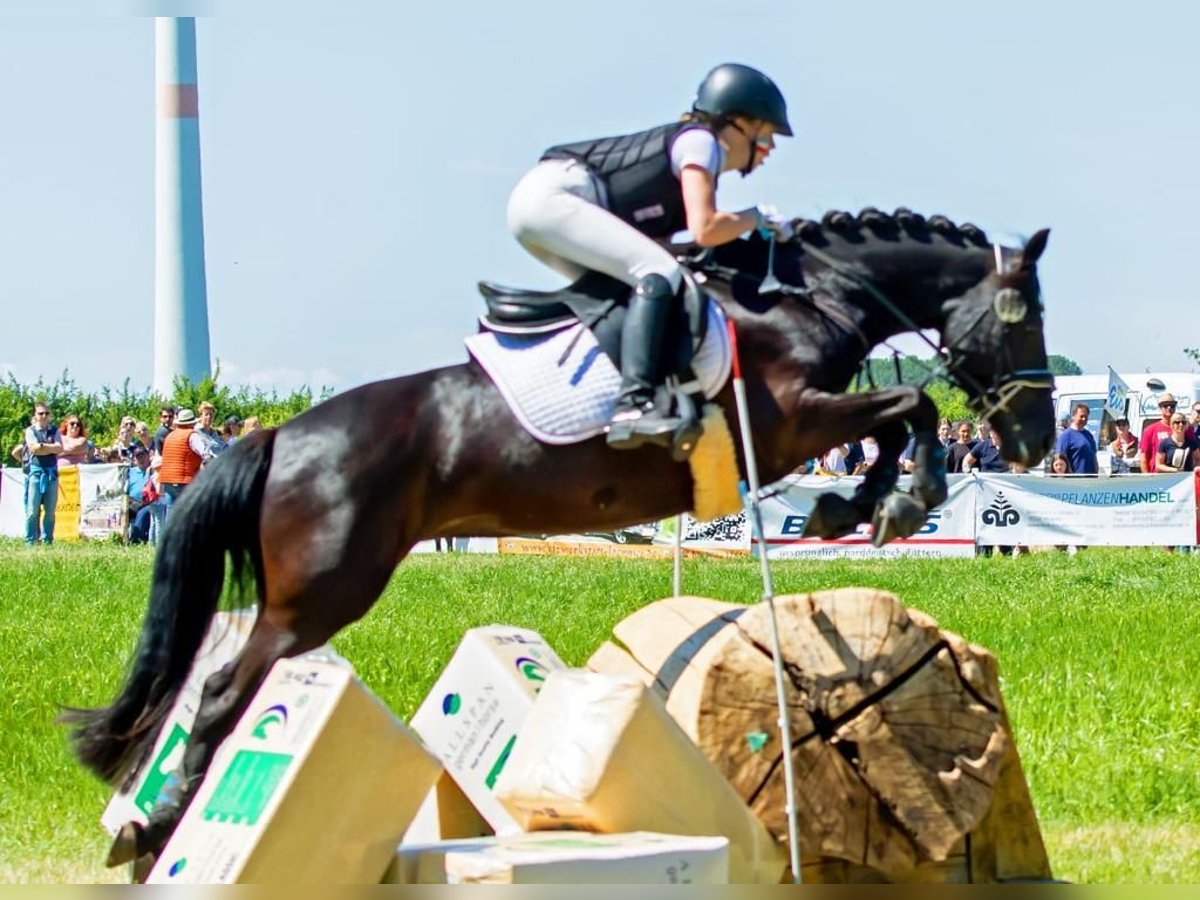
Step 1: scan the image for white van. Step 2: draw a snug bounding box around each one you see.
[1052,371,1200,469]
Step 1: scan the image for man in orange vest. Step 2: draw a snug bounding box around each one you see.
[157,408,215,503]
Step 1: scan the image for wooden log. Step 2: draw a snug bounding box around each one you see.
[588,589,1040,881]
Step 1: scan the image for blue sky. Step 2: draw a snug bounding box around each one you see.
[2,2,1198,395]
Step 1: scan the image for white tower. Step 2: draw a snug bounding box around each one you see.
[153,16,211,395]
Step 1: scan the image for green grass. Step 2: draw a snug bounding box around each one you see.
[0,541,1197,882]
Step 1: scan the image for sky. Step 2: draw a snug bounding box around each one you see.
[2,2,1199,397]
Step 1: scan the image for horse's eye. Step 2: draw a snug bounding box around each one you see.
[993,288,1027,324]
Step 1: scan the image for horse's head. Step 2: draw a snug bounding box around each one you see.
[939,229,1056,466]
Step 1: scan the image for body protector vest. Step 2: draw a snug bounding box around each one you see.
[542,122,714,238]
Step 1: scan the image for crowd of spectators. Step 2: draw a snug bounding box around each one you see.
[15,399,264,546]
[806,394,1200,481]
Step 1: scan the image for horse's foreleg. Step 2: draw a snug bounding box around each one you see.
[871,391,947,546]
[801,386,938,542]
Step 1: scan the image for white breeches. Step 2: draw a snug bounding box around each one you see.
[506,158,684,292]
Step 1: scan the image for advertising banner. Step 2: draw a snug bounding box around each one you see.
[55,465,80,542]
[78,463,127,540]
[754,474,977,559]
[975,472,1196,546]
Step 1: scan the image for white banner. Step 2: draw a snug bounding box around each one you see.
[975,472,1197,546]
[0,468,26,538]
[753,474,977,559]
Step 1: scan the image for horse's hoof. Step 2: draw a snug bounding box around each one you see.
[803,493,860,539]
[131,852,157,884]
[872,492,928,546]
[106,821,143,868]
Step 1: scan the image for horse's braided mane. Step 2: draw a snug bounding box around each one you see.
[792,207,990,248]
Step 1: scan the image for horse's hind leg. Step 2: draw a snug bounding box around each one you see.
[111,612,305,874]
[114,511,410,873]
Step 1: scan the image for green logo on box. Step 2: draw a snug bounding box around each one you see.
[202,750,292,826]
[134,723,189,815]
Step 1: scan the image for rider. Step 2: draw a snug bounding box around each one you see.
[507,62,795,452]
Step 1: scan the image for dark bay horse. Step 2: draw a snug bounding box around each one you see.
[65,208,1056,869]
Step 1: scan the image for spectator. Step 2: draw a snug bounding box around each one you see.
[1108,417,1140,474]
[152,407,175,454]
[859,436,879,472]
[242,415,262,437]
[899,433,917,474]
[1156,413,1200,473]
[965,425,1008,472]
[820,443,850,475]
[126,447,155,543]
[223,415,243,445]
[57,415,97,466]
[196,401,225,456]
[134,420,153,451]
[23,402,62,545]
[936,418,953,447]
[109,415,145,461]
[1055,403,1098,475]
[844,440,867,475]
[947,421,975,473]
[1046,452,1078,554]
[1192,401,1200,433]
[157,408,214,504]
[1138,394,1195,474]
[10,435,27,467]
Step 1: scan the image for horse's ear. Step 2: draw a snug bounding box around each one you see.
[1020,229,1051,268]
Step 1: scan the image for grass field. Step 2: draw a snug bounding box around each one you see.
[1,541,1197,883]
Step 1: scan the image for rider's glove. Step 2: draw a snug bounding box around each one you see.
[754,204,795,241]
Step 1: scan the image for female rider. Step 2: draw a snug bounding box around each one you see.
[507,63,794,455]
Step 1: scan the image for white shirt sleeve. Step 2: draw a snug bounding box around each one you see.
[188,431,215,461]
[669,128,723,179]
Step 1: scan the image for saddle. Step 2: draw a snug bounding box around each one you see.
[476,268,710,389]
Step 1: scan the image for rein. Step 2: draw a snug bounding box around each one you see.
[693,238,1054,423]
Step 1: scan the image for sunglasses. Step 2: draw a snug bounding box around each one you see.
[67,421,81,427]
[1161,403,1177,409]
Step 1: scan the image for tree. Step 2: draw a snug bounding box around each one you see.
[1047,355,1082,376]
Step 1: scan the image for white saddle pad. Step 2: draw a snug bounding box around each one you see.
[466,301,732,445]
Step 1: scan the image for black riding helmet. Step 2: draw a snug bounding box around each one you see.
[692,63,793,137]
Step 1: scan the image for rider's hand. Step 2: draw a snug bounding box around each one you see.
[754,204,795,241]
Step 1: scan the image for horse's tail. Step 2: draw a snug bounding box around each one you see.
[61,428,277,785]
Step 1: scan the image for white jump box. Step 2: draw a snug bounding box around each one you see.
[410,625,567,835]
[146,658,439,884]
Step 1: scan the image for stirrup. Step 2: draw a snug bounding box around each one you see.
[669,391,703,462]
[606,400,682,451]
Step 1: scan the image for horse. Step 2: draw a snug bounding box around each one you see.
[64,207,1057,870]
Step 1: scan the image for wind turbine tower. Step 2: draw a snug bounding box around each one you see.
[153,16,211,395]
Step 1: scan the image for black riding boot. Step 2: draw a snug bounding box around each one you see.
[607,274,686,451]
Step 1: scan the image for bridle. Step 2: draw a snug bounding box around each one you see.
[688,236,1056,424]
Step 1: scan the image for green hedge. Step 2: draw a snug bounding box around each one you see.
[1,371,332,466]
